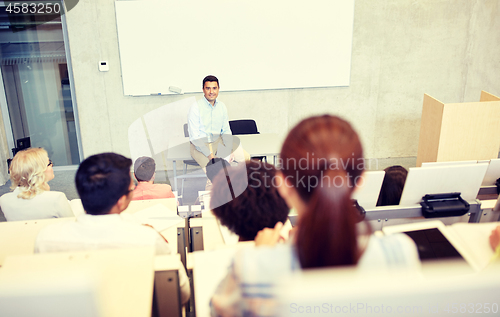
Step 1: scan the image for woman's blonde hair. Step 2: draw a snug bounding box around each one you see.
[9,148,50,199]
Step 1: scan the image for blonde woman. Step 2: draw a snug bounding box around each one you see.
[0,148,74,221]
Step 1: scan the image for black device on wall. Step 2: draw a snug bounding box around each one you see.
[7,136,31,173]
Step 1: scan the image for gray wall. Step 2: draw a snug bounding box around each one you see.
[65,0,500,163]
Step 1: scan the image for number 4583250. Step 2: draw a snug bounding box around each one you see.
[443,303,498,314]
[6,3,61,14]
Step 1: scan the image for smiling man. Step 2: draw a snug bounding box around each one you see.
[188,75,248,169]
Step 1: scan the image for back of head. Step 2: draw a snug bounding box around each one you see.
[9,147,49,199]
[75,153,132,215]
[134,156,155,182]
[210,160,289,241]
[280,115,365,269]
[376,165,408,206]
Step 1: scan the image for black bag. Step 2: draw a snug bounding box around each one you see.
[420,192,469,218]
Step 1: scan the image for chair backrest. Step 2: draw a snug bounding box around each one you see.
[183,123,189,137]
[229,120,259,135]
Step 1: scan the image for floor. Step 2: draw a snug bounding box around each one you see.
[0,156,417,222]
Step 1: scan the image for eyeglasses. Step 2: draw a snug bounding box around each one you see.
[47,159,53,167]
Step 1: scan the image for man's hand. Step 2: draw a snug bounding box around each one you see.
[207,153,215,160]
[255,222,284,247]
[489,225,500,251]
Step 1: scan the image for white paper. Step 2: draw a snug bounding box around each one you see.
[400,164,489,206]
[352,171,385,209]
[448,222,500,271]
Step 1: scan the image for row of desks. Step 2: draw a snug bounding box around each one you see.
[1,196,499,317]
[0,198,185,317]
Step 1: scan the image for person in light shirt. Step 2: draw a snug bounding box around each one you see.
[0,147,74,221]
[187,75,249,169]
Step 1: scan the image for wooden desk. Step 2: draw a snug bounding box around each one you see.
[0,198,183,266]
[190,221,500,317]
[237,133,283,163]
[167,133,282,191]
[189,217,225,252]
[123,198,186,266]
[0,217,75,266]
[124,198,178,214]
[191,243,254,317]
[478,199,500,222]
[0,247,155,317]
[154,254,188,317]
[70,198,178,218]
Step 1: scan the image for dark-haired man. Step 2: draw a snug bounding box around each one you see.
[188,75,249,169]
[35,153,190,302]
[36,153,172,253]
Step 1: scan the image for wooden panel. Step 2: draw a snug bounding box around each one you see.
[0,218,74,266]
[1,248,155,317]
[189,218,224,251]
[416,94,445,167]
[437,101,500,161]
[480,90,500,102]
[124,198,178,214]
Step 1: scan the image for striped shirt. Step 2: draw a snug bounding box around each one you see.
[210,234,420,317]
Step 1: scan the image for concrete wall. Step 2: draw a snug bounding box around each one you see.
[65,0,500,163]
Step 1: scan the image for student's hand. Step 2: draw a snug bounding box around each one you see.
[255,222,284,247]
[489,226,500,251]
[207,153,215,160]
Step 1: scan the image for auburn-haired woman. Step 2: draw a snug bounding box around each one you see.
[376,165,408,206]
[210,115,420,316]
[0,148,74,221]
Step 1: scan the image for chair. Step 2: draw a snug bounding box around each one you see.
[229,119,265,162]
[181,124,206,197]
[228,120,259,135]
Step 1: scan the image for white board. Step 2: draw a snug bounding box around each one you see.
[115,0,355,96]
[352,170,385,209]
[421,159,500,187]
[399,164,488,206]
[483,158,500,186]
[421,160,478,168]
